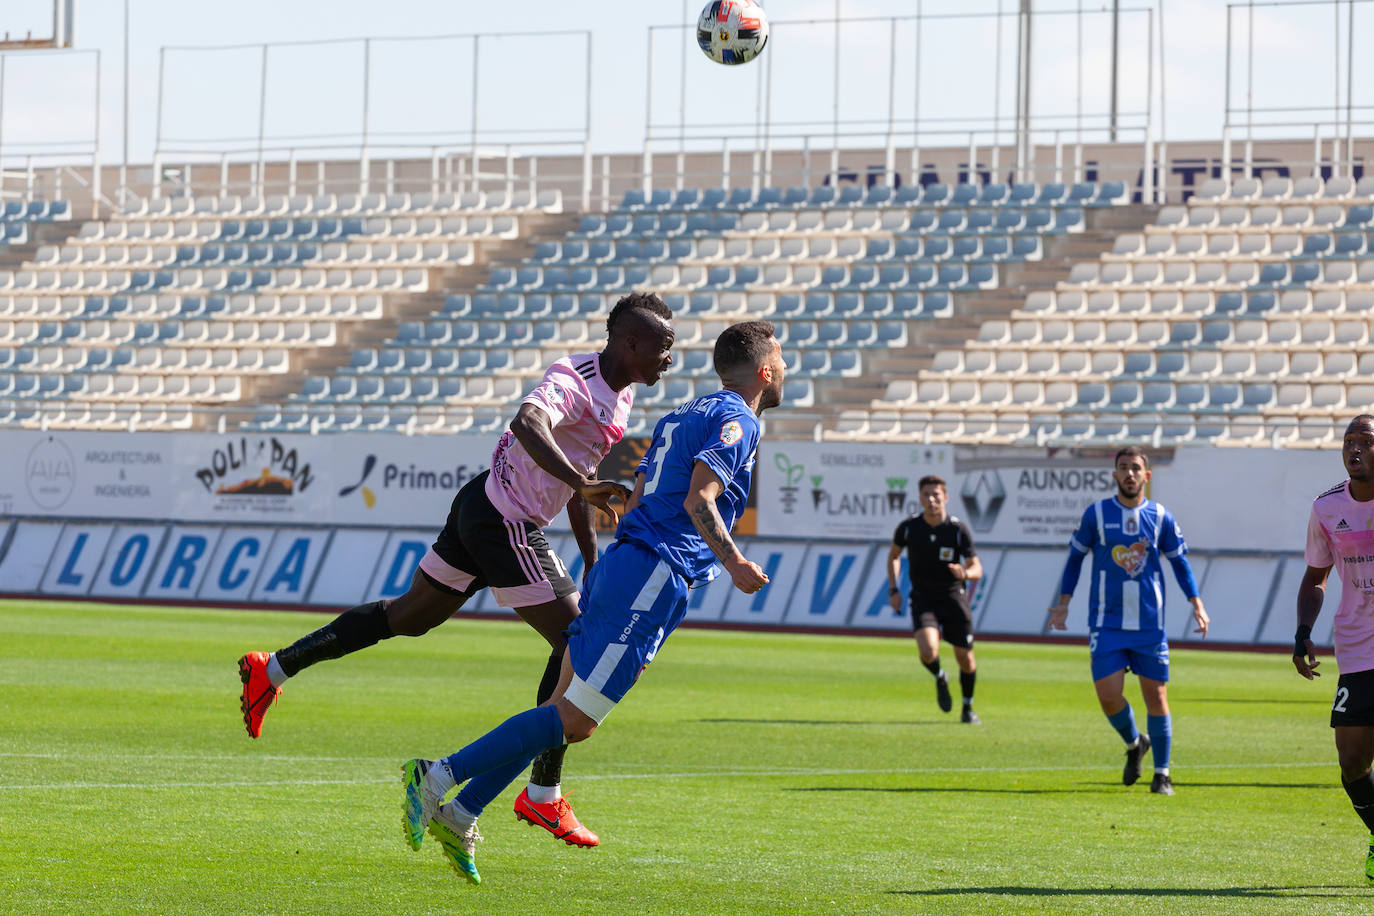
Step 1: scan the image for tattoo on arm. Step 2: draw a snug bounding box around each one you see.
[689,499,739,565]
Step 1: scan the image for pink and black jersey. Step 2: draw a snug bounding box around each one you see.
[1305,480,1374,674]
[485,353,633,528]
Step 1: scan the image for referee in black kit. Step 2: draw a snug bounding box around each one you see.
[887,475,984,723]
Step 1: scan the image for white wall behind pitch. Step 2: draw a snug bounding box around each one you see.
[40,524,115,596]
[144,526,224,600]
[197,527,276,602]
[719,541,807,625]
[250,528,332,604]
[0,521,64,593]
[89,524,168,598]
[780,542,873,628]
[305,529,390,607]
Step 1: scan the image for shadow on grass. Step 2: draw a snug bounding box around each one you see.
[790,781,1331,793]
[788,785,1119,795]
[698,718,928,726]
[890,885,1354,899]
[1185,697,1320,706]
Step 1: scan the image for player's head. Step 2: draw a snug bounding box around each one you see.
[605,291,675,386]
[1343,415,1374,482]
[918,475,948,516]
[1112,446,1151,500]
[714,320,784,412]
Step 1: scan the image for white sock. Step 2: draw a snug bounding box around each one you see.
[266,653,288,688]
[1155,766,1169,776]
[526,783,560,804]
[443,799,478,828]
[428,760,457,798]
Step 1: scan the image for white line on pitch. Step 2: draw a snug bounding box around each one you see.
[0,759,1338,792]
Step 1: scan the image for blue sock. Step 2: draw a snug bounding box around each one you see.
[1147,713,1172,770]
[456,756,537,817]
[440,705,566,787]
[1106,704,1139,745]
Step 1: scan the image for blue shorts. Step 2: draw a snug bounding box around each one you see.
[1089,628,1170,683]
[563,539,690,724]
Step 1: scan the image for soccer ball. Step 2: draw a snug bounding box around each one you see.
[696,0,769,66]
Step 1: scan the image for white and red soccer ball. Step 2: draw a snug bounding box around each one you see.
[696,0,770,66]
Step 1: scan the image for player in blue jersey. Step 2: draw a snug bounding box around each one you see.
[399,320,785,884]
[1048,446,1209,796]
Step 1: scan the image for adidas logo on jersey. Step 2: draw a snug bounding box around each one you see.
[1337,518,1352,532]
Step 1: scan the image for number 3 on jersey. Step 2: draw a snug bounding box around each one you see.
[640,422,679,496]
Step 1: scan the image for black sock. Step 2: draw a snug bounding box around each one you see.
[923,658,943,678]
[530,649,566,789]
[960,670,976,703]
[1343,770,1374,834]
[275,600,392,677]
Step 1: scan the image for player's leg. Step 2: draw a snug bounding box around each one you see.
[412,542,688,877]
[912,611,951,713]
[1130,632,1174,795]
[239,564,471,738]
[1331,669,1374,884]
[943,604,979,723]
[238,484,485,738]
[475,514,597,844]
[1137,676,1173,794]
[1090,630,1149,785]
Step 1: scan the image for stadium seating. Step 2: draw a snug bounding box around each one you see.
[856,176,1374,446]
[242,181,1109,434]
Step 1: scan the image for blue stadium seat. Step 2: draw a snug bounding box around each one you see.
[699,188,727,209]
[673,188,701,209]
[755,187,783,208]
[832,292,862,317]
[808,186,836,207]
[950,184,979,205]
[907,211,937,232]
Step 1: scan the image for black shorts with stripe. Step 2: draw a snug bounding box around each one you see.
[424,470,578,608]
[1330,668,1374,728]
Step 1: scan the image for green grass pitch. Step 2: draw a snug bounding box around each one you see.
[1,598,1370,914]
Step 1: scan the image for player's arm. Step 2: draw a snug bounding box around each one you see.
[565,492,598,580]
[1049,509,1095,629]
[1293,563,1332,680]
[623,472,647,515]
[1159,510,1207,636]
[953,523,981,582]
[510,403,629,523]
[960,554,984,582]
[886,542,904,611]
[683,460,768,594]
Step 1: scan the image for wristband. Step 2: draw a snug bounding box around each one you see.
[889,586,900,595]
[1294,624,1313,657]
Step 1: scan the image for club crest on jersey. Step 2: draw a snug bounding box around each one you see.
[1112,539,1150,578]
[1124,515,1138,535]
[720,420,743,444]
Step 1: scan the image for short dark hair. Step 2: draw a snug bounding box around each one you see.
[918,475,947,492]
[606,291,672,338]
[1348,415,1374,431]
[713,320,776,382]
[1114,445,1150,469]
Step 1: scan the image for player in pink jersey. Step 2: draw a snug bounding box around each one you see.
[239,292,675,849]
[1294,414,1374,885]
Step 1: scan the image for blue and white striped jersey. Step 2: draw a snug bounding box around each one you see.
[1058,497,1199,632]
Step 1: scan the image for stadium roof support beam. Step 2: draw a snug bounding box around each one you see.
[1014,0,1032,183]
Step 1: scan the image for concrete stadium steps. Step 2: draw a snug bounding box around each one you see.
[233,211,582,425]
[809,205,1160,416]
